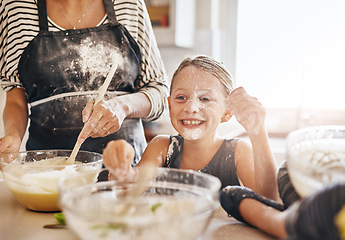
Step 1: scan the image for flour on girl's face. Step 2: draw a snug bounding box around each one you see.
[170,66,227,141]
[181,128,203,140]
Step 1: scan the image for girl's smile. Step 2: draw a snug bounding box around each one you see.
[181,119,204,127]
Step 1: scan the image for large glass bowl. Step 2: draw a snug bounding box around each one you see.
[0,150,102,212]
[286,125,345,197]
[58,168,221,240]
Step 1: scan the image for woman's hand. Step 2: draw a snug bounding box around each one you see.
[227,87,266,137]
[103,139,136,181]
[0,87,28,154]
[0,135,22,154]
[76,92,151,144]
[77,99,126,144]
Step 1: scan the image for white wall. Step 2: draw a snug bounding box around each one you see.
[158,0,237,79]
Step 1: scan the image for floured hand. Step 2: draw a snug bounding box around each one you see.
[227,87,266,136]
[77,99,126,143]
[103,139,136,181]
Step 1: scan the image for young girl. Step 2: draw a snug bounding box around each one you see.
[103,55,280,201]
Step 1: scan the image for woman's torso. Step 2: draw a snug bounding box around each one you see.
[15,0,146,164]
[1,0,169,121]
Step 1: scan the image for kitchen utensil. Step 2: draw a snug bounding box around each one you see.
[67,63,118,164]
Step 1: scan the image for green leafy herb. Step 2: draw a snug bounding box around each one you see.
[151,202,163,213]
[54,213,66,225]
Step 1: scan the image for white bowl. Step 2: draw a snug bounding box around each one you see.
[286,125,345,197]
[0,150,102,212]
[59,168,221,240]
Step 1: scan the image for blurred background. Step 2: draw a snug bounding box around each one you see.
[144,0,345,158]
[1,0,345,158]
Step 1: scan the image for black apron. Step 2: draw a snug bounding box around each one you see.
[17,0,146,165]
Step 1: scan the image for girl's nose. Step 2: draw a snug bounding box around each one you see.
[184,99,200,113]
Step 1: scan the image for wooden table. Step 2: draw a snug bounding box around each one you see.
[0,179,276,240]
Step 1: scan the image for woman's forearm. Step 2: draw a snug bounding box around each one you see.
[108,92,151,119]
[3,88,28,141]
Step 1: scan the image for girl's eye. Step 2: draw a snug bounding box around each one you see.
[200,97,211,102]
[176,95,186,100]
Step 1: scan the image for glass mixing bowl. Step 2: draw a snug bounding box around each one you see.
[286,125,345,197]
[0,150,102,212]
[59,168,221,240]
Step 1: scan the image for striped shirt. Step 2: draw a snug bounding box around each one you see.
[0,0,169,121]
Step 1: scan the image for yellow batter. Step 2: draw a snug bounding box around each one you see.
[3,157,98,212]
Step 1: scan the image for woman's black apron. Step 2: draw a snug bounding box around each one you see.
[17,0,147,165]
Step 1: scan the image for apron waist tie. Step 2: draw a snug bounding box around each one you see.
[30,90,129,107]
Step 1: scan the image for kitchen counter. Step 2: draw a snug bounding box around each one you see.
[0,179,276,240]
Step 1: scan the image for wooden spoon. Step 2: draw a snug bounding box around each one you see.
[67,63,118,164]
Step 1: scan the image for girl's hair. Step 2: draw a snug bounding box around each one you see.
[170,55,233,96]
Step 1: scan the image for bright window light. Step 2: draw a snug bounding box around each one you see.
[236,0,345,110]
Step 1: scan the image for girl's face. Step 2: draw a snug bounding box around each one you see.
[169,66,229,141]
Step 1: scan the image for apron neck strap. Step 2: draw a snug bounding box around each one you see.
[103,0,119,25]
[37,0,119,32]
[37,0,49,32]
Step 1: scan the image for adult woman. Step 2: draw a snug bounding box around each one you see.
[0,0,169,164]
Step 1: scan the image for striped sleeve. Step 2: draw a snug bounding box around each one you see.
[114,0,169,121]
[0,0,39,91]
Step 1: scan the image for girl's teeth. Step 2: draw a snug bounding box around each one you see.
[183,120,201,125]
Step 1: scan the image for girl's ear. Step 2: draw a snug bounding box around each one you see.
[168,97,171,111]
[221,112,232,123]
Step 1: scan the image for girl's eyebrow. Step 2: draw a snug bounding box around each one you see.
[171,87,186,92]
[173,87,214,93]
[193,89,214,95]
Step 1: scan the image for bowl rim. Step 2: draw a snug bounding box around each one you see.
[0,149,103,166]
[285,125,345,175]
[286,125,345,144]
[59,167,221,222]
[155,167,222,192]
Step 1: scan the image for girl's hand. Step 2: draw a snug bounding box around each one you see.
[77,99,126,144]
[228,87,266,136]
[102,139,136,181]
